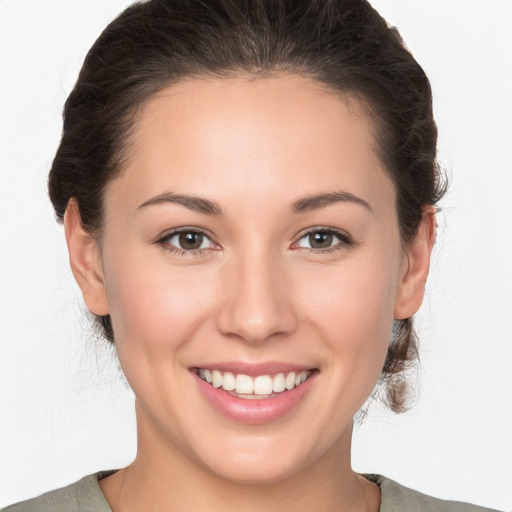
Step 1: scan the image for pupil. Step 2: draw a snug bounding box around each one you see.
[179,232,203,250]
[309,232,332,249]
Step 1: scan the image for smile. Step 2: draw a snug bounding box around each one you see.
[192,364,318,424]
[196,368,311,399]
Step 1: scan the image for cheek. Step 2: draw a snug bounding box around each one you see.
[102,252,216,359]
[298,250,401,382]
[306,259,397,333]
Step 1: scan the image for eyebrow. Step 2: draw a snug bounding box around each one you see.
[137,192,223,215]
[137,190,372,216]
[291,191,373,214]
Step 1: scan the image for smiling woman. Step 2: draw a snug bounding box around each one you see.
[73,78,415,485]
[1,0,507,511]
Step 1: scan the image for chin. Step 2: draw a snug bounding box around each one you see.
[201,449,309,486]
[179,421,347,487]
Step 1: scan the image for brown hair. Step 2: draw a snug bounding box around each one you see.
[48,0,446,412]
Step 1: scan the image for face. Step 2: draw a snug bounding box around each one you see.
[69,75,429,484]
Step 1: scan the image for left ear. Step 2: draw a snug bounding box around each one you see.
[394,206,437,320]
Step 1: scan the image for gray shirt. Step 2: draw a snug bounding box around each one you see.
[2,471,501,511]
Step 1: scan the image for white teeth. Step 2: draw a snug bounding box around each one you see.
[295,370,307,386]
[197,368,311,396]
[254,375,273,395]
[222,372,235,391]
[285,372,296,390]
[272,373,286,393]
[235,374,254,394]
[211,370,223,388]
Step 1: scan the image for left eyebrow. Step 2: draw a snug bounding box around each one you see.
[290,191,374,214]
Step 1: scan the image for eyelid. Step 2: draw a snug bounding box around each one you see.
[291,226,353,251]
[155,226,220,254]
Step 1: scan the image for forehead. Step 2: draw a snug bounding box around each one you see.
[107,74,395,215]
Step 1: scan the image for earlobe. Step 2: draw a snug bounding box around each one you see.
[64,200,110,316]
[394,206,437,320]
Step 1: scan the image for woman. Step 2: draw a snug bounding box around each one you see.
[2,0,505,510]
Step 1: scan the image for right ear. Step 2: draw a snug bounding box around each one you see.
[64,200,110,316]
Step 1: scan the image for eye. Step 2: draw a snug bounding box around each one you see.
[294,228,351,251]
[157,229,217,253]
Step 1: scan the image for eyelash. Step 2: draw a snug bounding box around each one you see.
[293,227,354,254]
[156,228,218,256]
[155,227,354,256]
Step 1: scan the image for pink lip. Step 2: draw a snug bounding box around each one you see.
[191,367,318,425]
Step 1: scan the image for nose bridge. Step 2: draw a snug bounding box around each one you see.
[216,242,297,344]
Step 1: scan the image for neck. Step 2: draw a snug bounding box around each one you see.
[100,405,380,512]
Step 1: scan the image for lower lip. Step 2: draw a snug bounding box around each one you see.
[192,372,317,425]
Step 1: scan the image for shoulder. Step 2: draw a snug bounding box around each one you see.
[367,474,502,512]
[1,472,115,512]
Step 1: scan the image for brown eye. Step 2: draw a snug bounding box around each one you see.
[178,232,204,250]
[160,230,215,252]
[308,231,333,249]
[295,229,351,251]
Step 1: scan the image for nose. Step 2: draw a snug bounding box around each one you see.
[215,249,298,345]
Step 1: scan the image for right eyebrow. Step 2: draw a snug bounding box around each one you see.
[136,192,223,215]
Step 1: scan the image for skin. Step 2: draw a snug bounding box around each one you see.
[65,75,435,511]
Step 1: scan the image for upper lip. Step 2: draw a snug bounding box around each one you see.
[191,361,316,377]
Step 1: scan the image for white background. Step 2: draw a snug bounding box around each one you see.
[0,0,511,509]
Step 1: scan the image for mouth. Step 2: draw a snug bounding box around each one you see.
[193,368,314,399]
[191,362,318,424]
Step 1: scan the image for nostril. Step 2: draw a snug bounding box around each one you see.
[215,302,298,345]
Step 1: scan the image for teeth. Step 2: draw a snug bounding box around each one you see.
[272,373,286,393]
[235,374,254,394]
[295,371,307,386]
[197,369,311,396]
[222,372,235,391]
[212,370,223,388]
[285,372,296,390]
[254,375,273,395]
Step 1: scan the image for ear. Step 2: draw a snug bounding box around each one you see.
[64,200,110,316]
[394,206,437,320]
